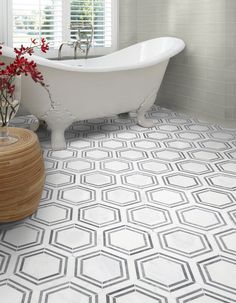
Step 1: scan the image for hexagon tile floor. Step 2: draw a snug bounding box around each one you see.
[1,105,236,303]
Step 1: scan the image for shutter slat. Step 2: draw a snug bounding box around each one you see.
[70,0,112,48]
[12,0,113,50]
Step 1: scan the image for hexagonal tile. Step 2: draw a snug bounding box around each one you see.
[176,160,213,175]
[71,123,93,131]
[58,186,95,205]
[163,173,201,189]
[121,173,157,189]
[215,229,236,256]
[69,139,93,149]
[147,187,188,208]
[177,288,235,303]
[164,140,195,150]
[177,206,225,231]
[82,149,111,160]
[81,172,115,188]
[79,204,121,227]
[198,256,236,295]
[101,124,121,132]
[157,124,181,132]
[101,160,133,174]
[47,149,77,160]
[127,205,172,229]
[116,132,140,140]
[193,189,235,209]
[176,132,203,140]
[85,132,108,140]
[209,131,235,141]
[117,149,147,161]
[216,161,236,175]
[50,224,96,253]
[185,124,213,132]
[75,250,129,288]
[46,171,75,188]
[63,159,94,173]
[138,160,172,174]
[135,253,194,291]
[152,149,184,162]
[107,285,167,303]
[0,251,10,275]
[8,105,236,301]
[168,118,192,124]
[199,140,231,151]
[132,140,160,150]
[102,187,141,206]
[145,131,171,140]
[0,223,44,251]
[104,226,153,255]
[15,249,67,285]
[158,227,212,257]
[39,282,98,303]
[188,150,223,162]
[206,174,236,191]
[100,139,126,150]
[30,202,72,226]
[0,279,32,303]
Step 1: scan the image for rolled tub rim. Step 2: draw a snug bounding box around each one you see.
[2,37,185,73]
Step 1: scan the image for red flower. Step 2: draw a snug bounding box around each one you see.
[0,38,50,98]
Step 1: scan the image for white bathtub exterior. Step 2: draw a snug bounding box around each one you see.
[3,37,185,149]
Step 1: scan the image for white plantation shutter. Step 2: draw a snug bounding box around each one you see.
[70,0,112,48]
[12,0,63,48]
[10,0,116,54]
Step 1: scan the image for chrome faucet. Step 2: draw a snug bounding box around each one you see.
[58,22,94,60]
[58,41,74,60]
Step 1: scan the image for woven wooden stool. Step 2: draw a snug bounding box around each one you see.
[0,127,45,222]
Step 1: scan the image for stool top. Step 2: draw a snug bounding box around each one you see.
[0,127,39,156]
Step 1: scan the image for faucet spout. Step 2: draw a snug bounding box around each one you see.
[58,42,74,60]
[59,22,93,60]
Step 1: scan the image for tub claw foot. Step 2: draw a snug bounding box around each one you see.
[137,111,155,128]
[42,103,75,150]
[51,129,67,150]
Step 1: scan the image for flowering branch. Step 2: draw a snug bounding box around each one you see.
[0,38,52,127]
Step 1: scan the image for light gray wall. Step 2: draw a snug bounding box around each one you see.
[119,0,137,49]
[137,0,236,124]
[225,0,236,121]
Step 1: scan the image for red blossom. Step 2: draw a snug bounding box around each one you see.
[0,38,49,98]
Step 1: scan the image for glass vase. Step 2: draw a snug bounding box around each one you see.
[0,75,21,146]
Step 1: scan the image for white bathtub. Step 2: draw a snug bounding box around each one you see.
[3,37,185,150]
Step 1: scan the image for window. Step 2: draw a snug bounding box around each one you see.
[5,0,118,57]
[11,0,63,48]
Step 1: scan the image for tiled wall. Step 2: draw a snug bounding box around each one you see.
[119,0,137,49]
[137,0,236,124]
[225,0,236,122]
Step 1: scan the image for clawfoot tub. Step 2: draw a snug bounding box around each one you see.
[3,37,185,150]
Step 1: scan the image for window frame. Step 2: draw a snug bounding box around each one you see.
[2,0,119,58]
